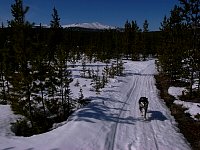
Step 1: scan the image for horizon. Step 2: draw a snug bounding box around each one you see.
[0,0,180,31]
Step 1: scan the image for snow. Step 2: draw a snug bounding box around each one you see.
[33,22,116,30]
[168,87,200,120]
[0,59,191,150]
[174,100,200,120]
[168,86,186,99]
[62,22,116,29]
[0,105,21,137]
[34,24,50,28]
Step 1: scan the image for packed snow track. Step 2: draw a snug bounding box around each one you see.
[0,60,191,150]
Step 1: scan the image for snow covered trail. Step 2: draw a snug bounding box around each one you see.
[104,61,191,150]
[0,60,191,150]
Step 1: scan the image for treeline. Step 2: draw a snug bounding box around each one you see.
[0,22,159,61]
[157,0,200,99]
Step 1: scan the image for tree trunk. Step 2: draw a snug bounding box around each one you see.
[0,63,6,100]
[189,68,194,99]
[27,84,34,128]
[198,72,200,92]
[41,87,46,117]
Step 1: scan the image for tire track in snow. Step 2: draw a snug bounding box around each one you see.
[129,73,153,150]
[128,63,190,150]
[105,63,152,150]
[137,64,161,150]
[128,75,146,150]
[105,61,190,150]
[122,62,159,150]
[105,76,139,150]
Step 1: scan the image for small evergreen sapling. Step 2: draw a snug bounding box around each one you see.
[78,87,84,106]
[74,79,80,87]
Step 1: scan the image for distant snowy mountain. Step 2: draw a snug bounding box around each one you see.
[62,22,116,30]
[33,22,117,30]
[33,24,50,28]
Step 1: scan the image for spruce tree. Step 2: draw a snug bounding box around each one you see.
[158,5,186,83]
[131,20,141,60]
[46,7,62,118]
[0,48,7,104]
[179,0,200,98]
[142,19,149,60]
[124,20,132,58]
[8,0,35,128]
[50,7,61,29]
[9,0,29,26]
[48,6,63,64]
[49,7,74,120]
[31,57,48,121]
[143,19,149,32]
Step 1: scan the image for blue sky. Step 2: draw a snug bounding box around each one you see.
[0,0,179,31]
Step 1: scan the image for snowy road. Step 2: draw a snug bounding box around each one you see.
[103,61,190,150]
[0,60,191,150]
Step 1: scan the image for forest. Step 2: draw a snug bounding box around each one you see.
[0,0,199,143]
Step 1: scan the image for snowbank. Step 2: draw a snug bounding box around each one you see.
[168,86,185,99]
[168,86,200,120]
[0,105,21,136]
[174,100,200,120]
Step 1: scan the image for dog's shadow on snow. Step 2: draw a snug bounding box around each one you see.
[147,110,167,121]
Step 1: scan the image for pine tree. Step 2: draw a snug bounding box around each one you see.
[158,5,186,83]
[74,79,80,87]
[117,59,124,76]
[131,20,141,32]
[142,19,149,60]
[143,19,149,32]
[179,0,200,98]
[9,0,30,26]
[64,73,73,117]
[124,20,132,58]
[0,48,7,104]
[124,20,138,59]
[0,25,8,103]
[8,0,35,128]
[45,6,62,119]
[50,7,61,29]
[131,20,142,60]
[125,20,131,32]
[77,87,84,107]
[81,57,87,78]
[31,57,48,121]
[49,7,74,119]
[56,45,73,119]
[103,62,110,80]
[48,6,63,65]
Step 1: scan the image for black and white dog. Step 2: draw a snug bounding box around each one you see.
[139,97,149,119]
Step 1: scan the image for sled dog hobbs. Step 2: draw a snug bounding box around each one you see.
[139,97,149,119]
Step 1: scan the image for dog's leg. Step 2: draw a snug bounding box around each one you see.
[141,110,144,116]
[144,107,148,120]
[139,102,145,117]
[139,105,142,116]
[144,111,146,119]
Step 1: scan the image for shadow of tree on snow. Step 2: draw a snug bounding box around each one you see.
[69,98,135,125]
